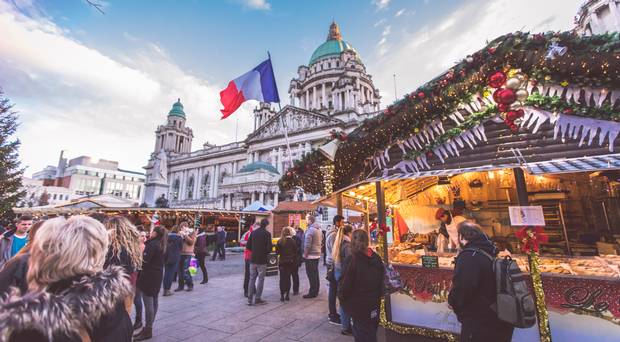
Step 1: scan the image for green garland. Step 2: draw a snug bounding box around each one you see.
[525,93,620,121]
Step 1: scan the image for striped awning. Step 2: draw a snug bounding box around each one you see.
[364,154,620,182]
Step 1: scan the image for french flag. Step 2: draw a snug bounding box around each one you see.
[219,58,280,119]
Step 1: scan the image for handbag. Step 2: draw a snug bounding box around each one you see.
[326,264,336,282]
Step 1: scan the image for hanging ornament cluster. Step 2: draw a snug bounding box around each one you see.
[487,69,530,133]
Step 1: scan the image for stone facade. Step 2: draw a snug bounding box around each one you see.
[143,22,381,211]
[575,0,620,35]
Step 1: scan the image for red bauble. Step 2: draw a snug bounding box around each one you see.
[563,108,574,114]
[487,71,507,88]
[426,151,434,158]
[488,47,496,54]
[510,125,519,133]
[417,92,425,99]
[493,88,516,104]
[498,103,510,112]
[506,110,523,121]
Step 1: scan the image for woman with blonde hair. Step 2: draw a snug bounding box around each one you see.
[0,215,134,341]
[104,216,143,284]
[275,226,298,302]
[331,224,353,335]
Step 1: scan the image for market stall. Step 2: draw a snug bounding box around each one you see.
[279,31,620,341]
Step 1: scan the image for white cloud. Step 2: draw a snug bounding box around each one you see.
[238,0,271,11]
[395,8,406,17]
[0,2,254,176]
[374,18,386,27]
[368,0,582,104]
[373,0,391,11]
[376,25,391,56]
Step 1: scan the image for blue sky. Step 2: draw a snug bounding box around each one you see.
[0,0,582,175]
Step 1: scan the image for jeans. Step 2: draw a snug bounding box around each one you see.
[327,265,339,319]
[292,265,300,294]
[211,243,226,260]
[178,255,193,289]
[243,259,250,294]
[163,262,180,290]
[335,268,351,330]
[196,253,208,281]
[278,263,294,295]
[248,263,267,303]
[134,288,143,323]
[305,258,320,296]
[352,315,379,342]
[143,294,159,329]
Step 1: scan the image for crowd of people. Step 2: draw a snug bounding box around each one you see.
[0,211,512,342]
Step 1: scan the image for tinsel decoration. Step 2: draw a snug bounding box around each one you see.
[376,234,386,261]
[379,299,458,341]
[529,252,552,342]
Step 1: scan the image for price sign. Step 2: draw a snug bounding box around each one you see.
[508,206,545,226]
[422,255,439,268]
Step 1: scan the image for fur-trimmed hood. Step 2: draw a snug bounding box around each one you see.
[0,266,132,342]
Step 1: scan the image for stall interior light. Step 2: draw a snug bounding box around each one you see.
[348,191,356,197]
[488,171,495,180]
[363,196,370,201]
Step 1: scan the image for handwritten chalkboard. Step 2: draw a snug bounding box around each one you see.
[422,255,439,268]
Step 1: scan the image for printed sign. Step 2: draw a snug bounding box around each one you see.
[422,255,439,268]
[508,206,545,226]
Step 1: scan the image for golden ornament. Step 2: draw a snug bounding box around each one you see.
[516,89,529,102]
[506,78,521,90]
[560,80,569,87]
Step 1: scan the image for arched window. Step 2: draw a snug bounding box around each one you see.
[187,176,194,200]
[201,173,210,198]
[172,179,180,200]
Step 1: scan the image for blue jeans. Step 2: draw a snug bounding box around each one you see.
[163,261,180,290]
[335,268,351,330]
[178,255,193,289]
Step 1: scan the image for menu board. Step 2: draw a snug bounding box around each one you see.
[509,206,545,226]
[422,255,439,268]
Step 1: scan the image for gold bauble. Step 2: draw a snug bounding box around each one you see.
[516,89,529,102]
[506,77,521,90]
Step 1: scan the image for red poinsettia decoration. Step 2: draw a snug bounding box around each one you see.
[515,226,549,253]
[378,224,391,237]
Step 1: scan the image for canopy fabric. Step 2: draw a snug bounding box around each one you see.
[242,201,274,212]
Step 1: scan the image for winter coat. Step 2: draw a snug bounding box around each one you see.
[0,253,29,296]
[0,266,133,342]
[448,235,500,326]
[275,237,298,265]
[303,223,322,259]
[164,233,183,265]
[194,232,208,255]
[240,228,253,261]
[292,234,303,267]
[325,227,338,266]
[0,234,25,270]
[334,238,351,273]
[246,227,272,265]
[338,249,385,321]
[216,230,227,245]
[181,232,196,256]
[137,237,165,297]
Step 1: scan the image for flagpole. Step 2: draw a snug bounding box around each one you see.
[268,51,295,169]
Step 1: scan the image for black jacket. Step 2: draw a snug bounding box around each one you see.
[216,230,227,245]
[0,266,133,342]
[246,227,272,265]
[0,253,29,295]
[276,237,298,265]
[164,233,183,265]
[104,247,136,275]
[338,250,385,320]
[137,237,165,297]
[448,236,499,326]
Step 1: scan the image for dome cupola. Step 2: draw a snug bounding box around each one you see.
[168,98,186,118]
[309,21,358,65]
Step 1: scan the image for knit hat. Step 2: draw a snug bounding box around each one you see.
[435,208,448,220]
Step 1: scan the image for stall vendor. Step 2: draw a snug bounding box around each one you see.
[435,209,452,252]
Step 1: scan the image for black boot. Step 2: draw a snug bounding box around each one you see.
[133,327,152,340]
[285,292,290,301]
[201,278,208,284]
[132,319,143,331]
[280,293,285,302]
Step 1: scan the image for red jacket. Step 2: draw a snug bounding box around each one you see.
[240,226,254,261]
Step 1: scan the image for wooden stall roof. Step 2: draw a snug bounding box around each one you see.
[13,206,269,217]
[272,201,317,213]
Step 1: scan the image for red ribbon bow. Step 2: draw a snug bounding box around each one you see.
[515,226,548,253]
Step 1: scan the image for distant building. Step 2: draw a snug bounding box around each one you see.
[575,0,620,35]
[30,152,146,204]
[18,177,77,207]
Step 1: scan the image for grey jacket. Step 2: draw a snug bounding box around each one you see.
[325,227,338,266]
[303,223,323,259]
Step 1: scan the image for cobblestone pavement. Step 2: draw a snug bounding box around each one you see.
[140,252,385,342]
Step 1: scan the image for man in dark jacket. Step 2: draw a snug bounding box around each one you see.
[246,218,272,305]
[162,226,183,296]
[448,222,514,342]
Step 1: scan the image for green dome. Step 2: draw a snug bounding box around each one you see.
[239,161,279,174]
[309,39,357,65]
[168,98,185,118]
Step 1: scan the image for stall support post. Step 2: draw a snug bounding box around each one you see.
[336,192,343,216]
[513,167,529,205]
[375,181,392,322]
[238,215,242,242]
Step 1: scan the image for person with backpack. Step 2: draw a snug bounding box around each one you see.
[448,222,515,342]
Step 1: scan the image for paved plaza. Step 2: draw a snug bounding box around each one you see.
[143,252,389,342]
